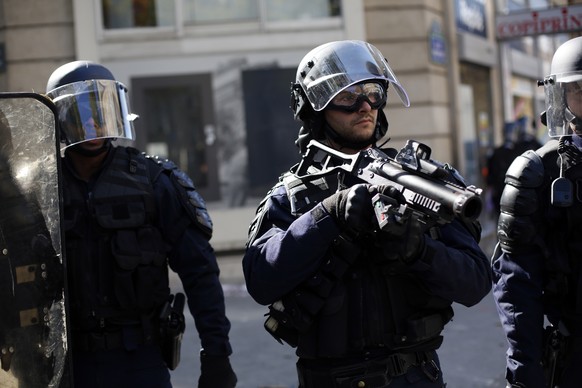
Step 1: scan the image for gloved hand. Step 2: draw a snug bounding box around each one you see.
[377,212,425,265]
[321,184,376,234]
[199,354,237,388]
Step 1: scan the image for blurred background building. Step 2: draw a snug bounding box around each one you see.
[0,0,580,210]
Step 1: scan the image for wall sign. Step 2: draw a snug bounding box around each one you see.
[455,0,488,38]
[496,5,582,40]
[429,20,447,65]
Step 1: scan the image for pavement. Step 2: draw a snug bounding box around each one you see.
[167,203,507,388]
[205,204,258,255]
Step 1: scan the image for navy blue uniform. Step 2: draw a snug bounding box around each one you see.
[244,159,491,387]
[63,146,232,388]
[492,138,582,388]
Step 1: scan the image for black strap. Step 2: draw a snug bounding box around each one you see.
[73,325,155,352]
[297,351,439,387]
[385,352,422,377]
[74,330,127,352]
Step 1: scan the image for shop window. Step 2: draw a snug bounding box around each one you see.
[182,0,340,25]
[184,0,259,24]
[264,0,341,22]
[102,0,174,29]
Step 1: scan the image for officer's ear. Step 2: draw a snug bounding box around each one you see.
[540,111,547,126]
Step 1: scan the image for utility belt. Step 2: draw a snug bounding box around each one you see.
[73,325,154,352]
[74,293,186,370]
[297,351,440,388]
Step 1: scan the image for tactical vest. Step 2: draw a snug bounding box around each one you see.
[539,141,582,331]
[63,147,169,331]
[499,139,582,334]
[260,169,453,359]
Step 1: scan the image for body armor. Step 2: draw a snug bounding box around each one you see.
[497,138,582,333]
[63,147,170,331]
[250,168,453,359]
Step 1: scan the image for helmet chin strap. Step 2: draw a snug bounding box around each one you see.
[323,121,377,151]
[68,139,113,157]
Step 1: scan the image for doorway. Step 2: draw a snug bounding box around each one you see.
[131,74,219,200]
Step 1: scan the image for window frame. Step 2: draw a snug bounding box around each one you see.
[96,0,342,42]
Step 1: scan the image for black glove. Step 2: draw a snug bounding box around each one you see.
[199,354,237,388]
[321,184,375,234]
[377,212,425,265]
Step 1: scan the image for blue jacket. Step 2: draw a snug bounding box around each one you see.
[492,138,582,387]
[244,167,491,358]
[63,146,232,356]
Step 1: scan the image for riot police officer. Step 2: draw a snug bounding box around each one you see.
[243,40,491,388]
[45,61,237,388]
[492,36,582,388]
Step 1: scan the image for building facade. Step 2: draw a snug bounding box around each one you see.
[0,0,577,207]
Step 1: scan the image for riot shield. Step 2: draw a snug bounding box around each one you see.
[0,93,70,387]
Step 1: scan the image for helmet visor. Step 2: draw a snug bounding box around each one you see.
[47,79,136,149]
[297,40,410,111]
[544,72,582,137]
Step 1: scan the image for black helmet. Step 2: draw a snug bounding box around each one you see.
[291,40,410,152]
[46,60,137,149]
[540,37,582,137]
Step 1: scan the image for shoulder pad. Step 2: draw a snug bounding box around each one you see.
[144,154,213,238]
[143,153,177,173]
[498,142,560,254]
[497,150,547,252]
[499,151,545,217]
[504,150,544,189]
[246,181,284,247]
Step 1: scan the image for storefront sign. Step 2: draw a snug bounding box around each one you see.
[455,0,487,38]
[496,5,582,40]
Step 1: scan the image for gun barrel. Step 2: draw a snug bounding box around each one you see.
[370,160,482,222]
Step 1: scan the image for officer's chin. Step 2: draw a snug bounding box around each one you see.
[68,139,111,157]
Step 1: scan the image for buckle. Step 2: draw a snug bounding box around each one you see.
[385,353,408,377]
[338,371,390,388]
[420,358,440,382]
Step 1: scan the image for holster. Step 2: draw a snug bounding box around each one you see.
[159,293,186,370]
[542,324,570,388]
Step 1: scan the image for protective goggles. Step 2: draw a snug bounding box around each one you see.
[327,82,386,112]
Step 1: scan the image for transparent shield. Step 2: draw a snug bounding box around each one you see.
[544,81,570,137]
[48,80,136,149]
[544,72,582,137]
[0,93,70,387]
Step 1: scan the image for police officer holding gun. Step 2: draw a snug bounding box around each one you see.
[243,40,492,387]
[492,36,582,388]
[45,61,237,388]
